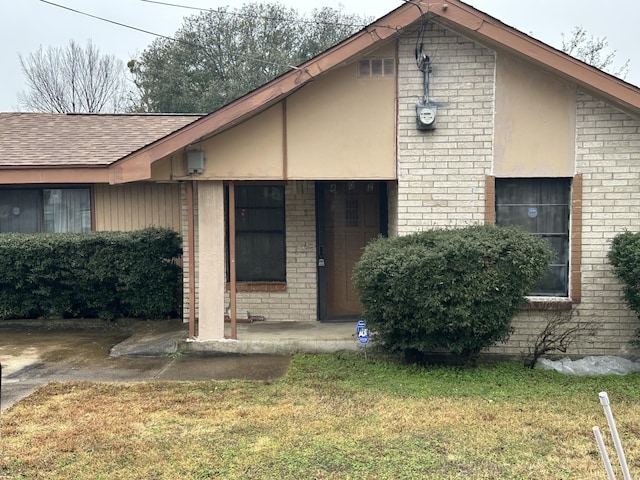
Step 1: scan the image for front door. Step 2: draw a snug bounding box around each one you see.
[317,181,385,320]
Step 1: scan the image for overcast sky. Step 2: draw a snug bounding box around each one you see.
[1,0,637,112]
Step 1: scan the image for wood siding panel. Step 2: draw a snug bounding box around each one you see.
[93,183,182,232]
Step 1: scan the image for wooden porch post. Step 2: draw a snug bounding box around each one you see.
[228,181,237,340]
[186,180,197,339]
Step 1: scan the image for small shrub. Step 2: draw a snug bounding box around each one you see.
[353,224,553,365]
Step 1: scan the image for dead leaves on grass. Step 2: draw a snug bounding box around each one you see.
[2,369,640,479]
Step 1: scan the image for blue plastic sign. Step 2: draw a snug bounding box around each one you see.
[356,319,370,345]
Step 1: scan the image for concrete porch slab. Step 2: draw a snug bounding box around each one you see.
[185,321,366,355]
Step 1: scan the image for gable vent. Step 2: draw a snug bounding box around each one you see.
[358,58,395,77]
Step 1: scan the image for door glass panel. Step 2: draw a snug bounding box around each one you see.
[345,199,359,227]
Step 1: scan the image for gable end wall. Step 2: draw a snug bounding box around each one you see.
[396,22,640,357]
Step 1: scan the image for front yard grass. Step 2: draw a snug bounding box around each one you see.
[2,354,640,479]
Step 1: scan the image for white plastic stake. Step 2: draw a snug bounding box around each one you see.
[593,426,617,480]
[599,391,632,480]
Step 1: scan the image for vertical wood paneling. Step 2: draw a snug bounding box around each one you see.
[93,187,104,230]
[145,184,154,226]
[153,184,162,226]
[116,186,124,230]
[94,183,182,233]
[124,186,133,231]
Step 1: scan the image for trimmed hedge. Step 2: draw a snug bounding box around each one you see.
[0,227,182,320]
[608,231,640,317]
[353,224,553,364]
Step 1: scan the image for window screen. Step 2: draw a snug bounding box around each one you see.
[495,178,570,296]
[230,186,286,282]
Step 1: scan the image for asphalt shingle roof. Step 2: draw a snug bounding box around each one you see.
[0,112,201,167]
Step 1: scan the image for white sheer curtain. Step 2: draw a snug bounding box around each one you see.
[44,189,91,233]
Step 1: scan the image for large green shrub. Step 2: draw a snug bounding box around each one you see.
[608,231,640,316]
[353,224,553,364]
[0,227,182,321]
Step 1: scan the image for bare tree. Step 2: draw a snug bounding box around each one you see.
[18,40,131,113]
[562,26,630,79]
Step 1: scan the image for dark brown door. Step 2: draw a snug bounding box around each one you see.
[321,181,381,319]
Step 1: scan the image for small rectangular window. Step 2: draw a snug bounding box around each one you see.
[371,59,383,76]
[358,60,371,77]
[383,58,395,76]
[495,178,571,296]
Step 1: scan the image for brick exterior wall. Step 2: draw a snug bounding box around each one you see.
[489,94,640,357]
[571,93,640,354]
[396,23,640,357]
[396,24,494,234]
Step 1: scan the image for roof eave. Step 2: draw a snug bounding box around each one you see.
[0,165,111,185]
[108,4,422,184]
[108,0,640,184]
[438,1,640,113]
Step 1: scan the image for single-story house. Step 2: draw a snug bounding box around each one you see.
[2,0,639,357]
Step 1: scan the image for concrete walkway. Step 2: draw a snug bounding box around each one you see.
[1,319,366,411]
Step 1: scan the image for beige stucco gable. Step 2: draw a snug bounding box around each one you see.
[106,0,640,186]
[170,42,398,181]
[494,53,576,177]
[285,43,396,179]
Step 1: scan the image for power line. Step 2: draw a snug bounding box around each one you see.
[138,0,440,34]
[37,0,428,70]
[39,0,177,43]
[37,0,300,70]
[138,0,372,29]
[39,0,425,50]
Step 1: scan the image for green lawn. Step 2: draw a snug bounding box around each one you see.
[2,354,640,479]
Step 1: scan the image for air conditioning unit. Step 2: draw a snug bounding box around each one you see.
[186,150,205,174]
